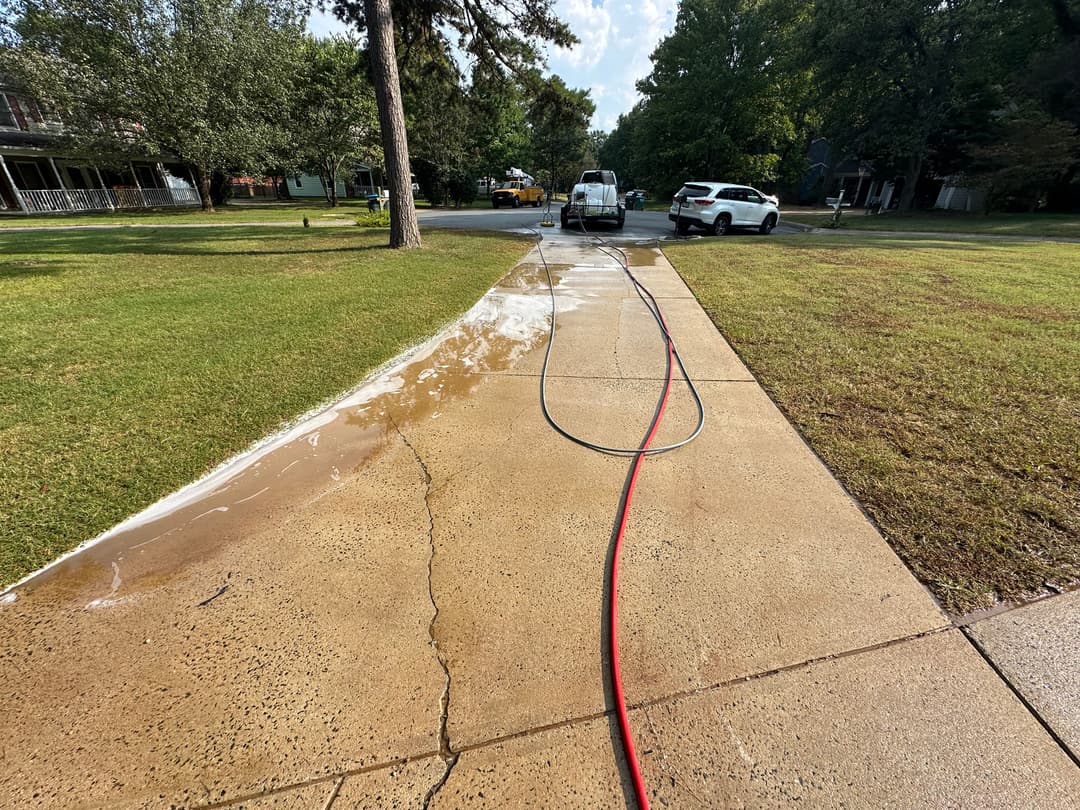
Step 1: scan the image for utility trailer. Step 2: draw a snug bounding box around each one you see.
[560,169,625,229]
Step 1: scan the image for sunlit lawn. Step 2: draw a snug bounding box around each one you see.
[667,233,1079,613]
[0,226,530,585]
[782,210,1080,238]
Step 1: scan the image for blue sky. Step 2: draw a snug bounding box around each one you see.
[306,0,679,133]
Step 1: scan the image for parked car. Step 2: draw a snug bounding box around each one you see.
[624,189,647,204]
[668,182,780,235]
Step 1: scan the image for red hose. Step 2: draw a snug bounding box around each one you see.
[610,295,675,810]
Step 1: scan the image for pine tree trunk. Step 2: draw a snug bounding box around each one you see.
[364,0,421,248]
[198,164,214,213]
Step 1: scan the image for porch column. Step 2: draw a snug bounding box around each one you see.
[187,166,202,205]
[93,165,116,210]
[48,157,75,211]
[157,162,176,203]
[0,155,29,214]
[128,162,145,208]
[854,173,867,208]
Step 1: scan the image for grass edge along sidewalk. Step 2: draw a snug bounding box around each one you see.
[0,225,531,587]
[781,210,1080,239]
[665,233,1079,614]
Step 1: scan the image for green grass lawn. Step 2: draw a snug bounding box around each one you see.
[782,210,1080,238]
[0,198,511,228]
[0,199,369,228]
[0,226,530,586]
[666,234,1079,613]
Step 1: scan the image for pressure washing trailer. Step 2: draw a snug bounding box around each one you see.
[560,169,626,229]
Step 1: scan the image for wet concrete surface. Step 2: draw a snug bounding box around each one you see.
[1,238,1076,807]
[967,589,1080,757]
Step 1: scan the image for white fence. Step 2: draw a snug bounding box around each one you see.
[15,186,201,214]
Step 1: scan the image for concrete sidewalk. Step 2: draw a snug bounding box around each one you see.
[1,239,1077,808]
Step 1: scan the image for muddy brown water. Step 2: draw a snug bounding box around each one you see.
[4,260,595,610]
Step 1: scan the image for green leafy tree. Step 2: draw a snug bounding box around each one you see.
[527,74,594,195]
[1016,0,1080,208]
[397,36,470,207]
[809,0,990,212]
[332,0,574,247]
[632,0,811,198]
[4,0,304,211]
[291,35,381,207]
[598,107,642,189]
[964,105,1080,211]
[465,63,532,194]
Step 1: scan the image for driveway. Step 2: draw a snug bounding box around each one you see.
[417,206,804,240]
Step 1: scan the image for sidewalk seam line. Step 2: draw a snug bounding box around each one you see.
[452,624,953,755]
[960,626,1080,770]
[478,372,757,382]
[196,627,954,808]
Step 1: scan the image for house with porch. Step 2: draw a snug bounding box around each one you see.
[0,80,201,215]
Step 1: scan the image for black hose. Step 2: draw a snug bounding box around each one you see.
[529,203,705,456]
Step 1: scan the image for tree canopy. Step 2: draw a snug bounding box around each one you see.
[3,0,305,211]
[289,35,381,207]
[332,0,578,246]
[603,0,1080,212]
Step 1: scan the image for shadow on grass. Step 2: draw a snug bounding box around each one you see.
[746,232,1032,252]
[0,226,393,258]
[0,259,68,279]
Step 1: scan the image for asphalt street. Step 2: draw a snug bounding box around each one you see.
[416,204,804,240]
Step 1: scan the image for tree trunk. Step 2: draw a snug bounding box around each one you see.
[898,153,924,213]
[328,165,338,207]
[198,164,214,213]
[364,0,420,248]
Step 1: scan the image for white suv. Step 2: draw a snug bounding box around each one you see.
[668,182,780,235]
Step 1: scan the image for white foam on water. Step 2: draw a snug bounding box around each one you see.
[0,251,578,598]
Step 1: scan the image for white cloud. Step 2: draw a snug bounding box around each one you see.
[547,0,678,130]
[302,0,679,133]
[552,0,613,69]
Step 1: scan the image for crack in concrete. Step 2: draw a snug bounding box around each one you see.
[389,416,459,808]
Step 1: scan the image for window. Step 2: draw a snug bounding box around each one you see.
[580,171,603,184]
[744,189,764,204]
[601,171,615,185]
[294,175,303,188]
[675,184,713,199]
[12,161,47,190]
[0,95,16,128]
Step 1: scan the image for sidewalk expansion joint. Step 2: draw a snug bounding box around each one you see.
[390,416,460,806]
[960,626,1080,770]
[478,371,758,383]
[453,624,955,756]
[197,628,958,808]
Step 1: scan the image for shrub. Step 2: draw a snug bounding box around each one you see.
[355,208,391,228]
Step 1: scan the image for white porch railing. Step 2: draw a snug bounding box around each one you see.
[15,186,201,214]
